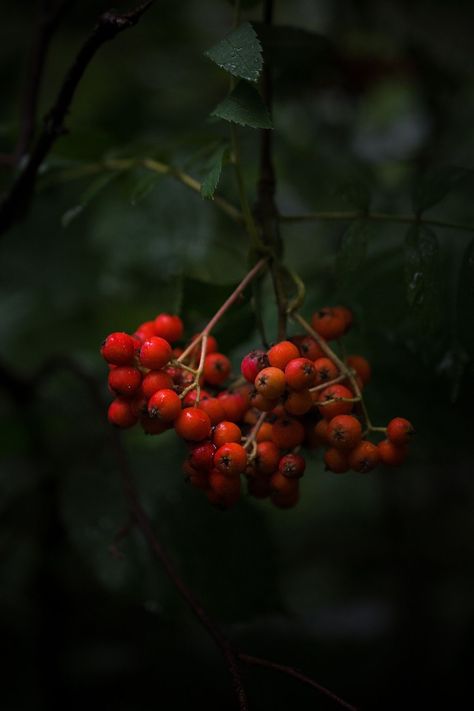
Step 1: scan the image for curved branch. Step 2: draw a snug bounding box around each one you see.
[0,0,154,236]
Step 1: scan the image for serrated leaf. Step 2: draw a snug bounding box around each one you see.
[211,81,273,129]
[337,220,370,279]
[205,21,263,83]
[200,145,228,200]
[413,166,473,213]
[456,238,474,355]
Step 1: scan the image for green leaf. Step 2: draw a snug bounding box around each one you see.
[205,22,263,83]
[413,166,473,213]
[404,225,440,331]
[200,145,228,200]
[456,238,474,355]
[211,81,273,129]
[337,219,370,280]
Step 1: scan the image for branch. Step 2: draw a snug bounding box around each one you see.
[0,0,154,236]
[279,210,474,234]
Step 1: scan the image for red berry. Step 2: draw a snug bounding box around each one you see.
[326,414,362,450]
[290,335,324,360]
[317,384,354,420]
[217,391,247,422]
[249,391,280,412]
[387,417,415,446]
[270,472,299,496]
[333,305,353,333]
[203,352,231,386]
[324,448,350,474]
[311,307,347,341]
[255,367,286,399]
[139,337,172,370]
[267,340,300,370]
[214,443,247,476]
[213,421,242,448]
[254,440,280,475]
[108,366,142,397]
[207,470,241,508]
[285,358,316,391]
[147,388,182,421]
[313,357,339,386]
[175,408,211,441]
[256,421,273,443]
[107,398,138,428]
[378,439,407,467]
[189,441,216,471]
[134,320,157,343]
[141,370,173,399]
[348,441,379,473]
[154,313,184,343]
[272,416,305,449]
[284,389,313,416]
[197,397,226,425]
[101,332,136,366]
[278,453,306,478]
[241,350,270,383]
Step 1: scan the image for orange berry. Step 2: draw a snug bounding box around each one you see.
[255,366,286,399]
[214,442,247,476]
[272,416,305,449]
[213,421,242,448]
[317,384,354,420]
[254,440,280,475]
[346,355,371,385]
[267,340,300,370]
[348,440,379,473]
[314,419,329,445]
[311,307,346,341]
[284,389,313,416]
[175,408,212,441]
[323,448,350,474]
[378,439,407,467]
[387,417,415,446]
[313,357,339,386]
[270,471,299,496]
[256,421,273,442]
[249,391,280,412]
[290,334,324,360]
[326,414,362,450]
[285,357,316,391]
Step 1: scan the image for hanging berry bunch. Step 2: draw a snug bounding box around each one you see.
[100,263,414,510]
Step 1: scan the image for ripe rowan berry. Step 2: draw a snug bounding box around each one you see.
[290,335,324,360]
[278,453,306,479]
[141,370,173,399]
[107,398,138,428]
[139,337,172,370]
[148,388,182,421]
[346,355,371,385]
[326,415,362,450]
[108,366,142,397]
[189,441,216,471]
[214,443,247,476]
[254,440,280,475]
[271,488,300,509]
[154,313,184,343]
[377,439,407,467]
[217,391,247,422]
[270,471,299,496]
[213,421,242,448]
[348,440,379,473]
[324,448,350,474]
[101,332,136,366]
[256,421,273,443]
[313,418,329,445]
[284,389,313,416]
[197,397,226,425]
[333,305,353,333]
[249,391,280,412]
[267,340,300,370]
[387,417,415,445]
[272,416,305,449]
[182,389,210,407]
[207,470,241,508]
[313,357,339,386]
[317,384,354,420]
[311,307,347,341]
[134,321,157,343]
[241,350,270,383]
[255,366,286,399]
[285,358,316,391]
[203,352,231,386]
[175,408,212,441]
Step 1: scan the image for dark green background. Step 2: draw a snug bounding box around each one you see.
[1,1,473,708]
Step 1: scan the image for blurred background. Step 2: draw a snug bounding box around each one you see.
[1,1,474,709]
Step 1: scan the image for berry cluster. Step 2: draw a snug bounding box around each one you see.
[101,305,414,510]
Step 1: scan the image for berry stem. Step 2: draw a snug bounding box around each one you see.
[317,396,361,407]
[178,258,268,364]
[243,411,267,456]
[309,372,348,392]
[291,312,373,429]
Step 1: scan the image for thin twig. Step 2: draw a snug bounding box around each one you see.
[279,210,474,234]
[239,653,358,711]
[0,0,155,236]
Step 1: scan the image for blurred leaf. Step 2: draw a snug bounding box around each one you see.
[62,171,119,227]
[336,219,371,280]
[211,81,273,129]
[404,225,440,330]
[130,171,163,206]
[456,238,474,356]
[413,166,473,213]
[205,21,263,83]
[200,144,228,200]
[337,180,371,211]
